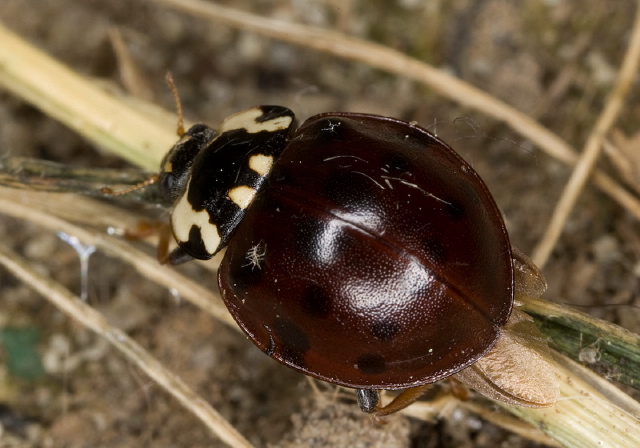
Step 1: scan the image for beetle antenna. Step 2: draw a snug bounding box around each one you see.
[101,174,159,196]
[165,72,185,137]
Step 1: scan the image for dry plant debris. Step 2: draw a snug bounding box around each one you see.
[0,0,640,447]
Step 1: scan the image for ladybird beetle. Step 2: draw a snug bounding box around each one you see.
[158,106,558,415]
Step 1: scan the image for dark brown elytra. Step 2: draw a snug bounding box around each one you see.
[159,106,558,416]
[218,113,514,389]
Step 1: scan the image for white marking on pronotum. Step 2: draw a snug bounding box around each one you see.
[249,154,274,176]
[220,107,293,134]
[228,185,257,209]
[172,193,221,255]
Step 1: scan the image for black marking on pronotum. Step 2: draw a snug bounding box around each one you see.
[159,124,216,204]
[163,106,295,260]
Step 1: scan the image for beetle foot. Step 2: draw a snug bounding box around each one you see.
[371,384,432,417]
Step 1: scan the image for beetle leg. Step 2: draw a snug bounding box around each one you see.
[122,221,163,241]
[371,384,432,417]
[356,389,379,413]
[163,246,194,265]
[157,225,194,265]
[448,377,471,401]
[511,245,547,300]
[156,223,172,264]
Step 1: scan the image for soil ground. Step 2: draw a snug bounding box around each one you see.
[0,1,639,447]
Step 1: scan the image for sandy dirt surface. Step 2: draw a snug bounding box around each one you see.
[0,1,639,446]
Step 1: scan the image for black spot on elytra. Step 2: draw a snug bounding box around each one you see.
[356,353,387,375]
[301,284,332,318]
[369,319,401,342]
[445,199,465,220]
[422,237,447,264]
[323,171,379,211]
[273,318,310,367]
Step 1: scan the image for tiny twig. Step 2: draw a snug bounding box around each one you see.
[0,243,253,448]
[522,298,640,388]
[0,187,234,327]
[151,0,640,224]
[0,23,175,170]
[532,3,640,267]
[2,185,640,446]
[108,27,155,101]
[0,157,160,200]
[2,4,640,445]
